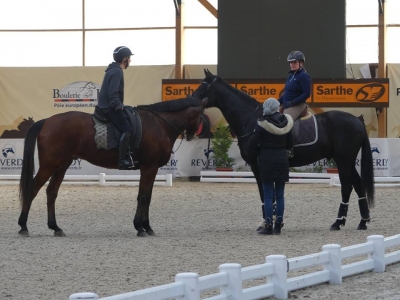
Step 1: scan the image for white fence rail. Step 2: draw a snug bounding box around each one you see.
[200,171,400,186]
[70,234,400,300]
[0,173,173,187]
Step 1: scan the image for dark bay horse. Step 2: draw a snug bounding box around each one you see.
[193,70,374,231]
[18,97,205,237]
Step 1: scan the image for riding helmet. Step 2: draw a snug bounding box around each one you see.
[287,51,305,63]
[113,46,133,63]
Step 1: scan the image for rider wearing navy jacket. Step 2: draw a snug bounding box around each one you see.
[278,51,311,119]
[278,51,311,157]
[98,46,138,170]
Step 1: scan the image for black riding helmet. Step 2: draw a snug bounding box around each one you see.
[287,51,305,63]
[113,46,133,63]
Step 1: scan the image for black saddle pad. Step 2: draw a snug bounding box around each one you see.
[92,106,142,150]
[293,113,318,147]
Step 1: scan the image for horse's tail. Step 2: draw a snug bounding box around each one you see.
[19,119,46,207]
[361,132,375,208]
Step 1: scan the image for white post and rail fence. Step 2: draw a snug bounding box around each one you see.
[70,234,400,300]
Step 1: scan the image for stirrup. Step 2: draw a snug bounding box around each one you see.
[287,149,294,158]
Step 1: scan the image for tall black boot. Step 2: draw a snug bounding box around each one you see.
[118,132,135,170]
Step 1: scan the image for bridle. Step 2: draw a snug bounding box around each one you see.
[200,77,261,140]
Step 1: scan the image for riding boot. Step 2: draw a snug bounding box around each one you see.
[273,222,283,235]
[258,218,273,235]
[118,132,137,170]
[287,128,295,158]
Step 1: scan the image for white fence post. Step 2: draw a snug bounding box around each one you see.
[367,235,385,273]
[322,244,342,284]
[266,255,288,299]
[219,263,243,300]
[99,173,105,186]
[175,272,200,300]
[69,292,99,300]
[166,174,173,186]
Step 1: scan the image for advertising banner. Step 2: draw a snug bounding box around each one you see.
[387,64,400,138]
[162,78,389,107]
[1,138,399,177]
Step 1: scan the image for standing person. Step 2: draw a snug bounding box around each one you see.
[97,46,138,170]
[249,98,294,235]
[278,51,311,157]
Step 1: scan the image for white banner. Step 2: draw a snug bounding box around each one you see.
[1,138,399,177]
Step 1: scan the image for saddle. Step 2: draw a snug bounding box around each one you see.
[293,111,318,147]
[92,106,142,150]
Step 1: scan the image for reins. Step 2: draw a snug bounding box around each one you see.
[136,106,198,154]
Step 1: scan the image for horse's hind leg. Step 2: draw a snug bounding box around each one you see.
[18,168,53,236]
[350,166,370,230]
[46,163,71,237]
[330,162,353,231]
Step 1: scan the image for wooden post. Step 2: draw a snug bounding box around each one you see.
[377,0,387,137]
[175,0,185,79]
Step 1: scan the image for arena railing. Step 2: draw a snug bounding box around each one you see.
[70,234,400,300]
[0,173,173,187]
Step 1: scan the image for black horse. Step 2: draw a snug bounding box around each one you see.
[193,70,374,231]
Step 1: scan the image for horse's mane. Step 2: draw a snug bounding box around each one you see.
[217,77,260,106]
[138,97,201,112]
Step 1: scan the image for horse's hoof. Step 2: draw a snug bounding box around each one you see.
[357,224,367,230]
[18,230,30,237]
[146,230,155,236]
[54,230,66,237]
[330,224,341,231]
[137,231,149,237]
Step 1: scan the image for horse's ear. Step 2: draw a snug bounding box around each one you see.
[204,68,208,76]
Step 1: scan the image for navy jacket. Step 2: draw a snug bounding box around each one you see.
[98,62,125,112]
[278,68,311,109]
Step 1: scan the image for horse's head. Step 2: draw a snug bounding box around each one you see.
[181,98,207,141]
[192,69,220,108]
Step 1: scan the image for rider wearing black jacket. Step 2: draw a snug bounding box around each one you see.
[98,46,138,170]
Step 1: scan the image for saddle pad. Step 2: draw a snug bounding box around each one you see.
[92,107,142,150]
[293,114,318,147]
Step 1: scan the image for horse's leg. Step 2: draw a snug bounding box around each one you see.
[134,166,158,237]
[349,166,370,230]
[251,164,266,231]
[330,160,353,231]
[46,163,71,237]
[18,168,53,236]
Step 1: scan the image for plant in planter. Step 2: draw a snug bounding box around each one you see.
[326,158,338,173]
[212,122,235,171]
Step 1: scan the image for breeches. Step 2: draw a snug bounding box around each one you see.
[105,109,132,134]
[284,102,307,121]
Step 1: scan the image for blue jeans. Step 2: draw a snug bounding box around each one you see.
[262,182,285,224]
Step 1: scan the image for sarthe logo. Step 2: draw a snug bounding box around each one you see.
[2,144,15,158]
[355,83,385,103]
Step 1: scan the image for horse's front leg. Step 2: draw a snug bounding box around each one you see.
[251,163,266,232]
[134,166,158,237]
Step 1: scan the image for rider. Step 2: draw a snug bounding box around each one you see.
[97,46,138,170]
[278,51,311,157]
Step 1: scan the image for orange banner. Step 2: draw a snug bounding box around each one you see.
[162,79,389,107]
[313,80,389,107]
